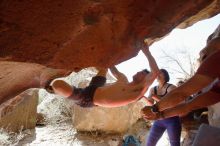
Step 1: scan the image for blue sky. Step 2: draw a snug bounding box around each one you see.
[116,14,220,86]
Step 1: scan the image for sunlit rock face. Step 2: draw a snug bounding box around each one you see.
[0,0,219,70]
[0,90,38,132]
[73,103,144,133]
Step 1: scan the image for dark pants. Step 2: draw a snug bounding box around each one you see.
[69,76,106,108]
[146,116,181,146]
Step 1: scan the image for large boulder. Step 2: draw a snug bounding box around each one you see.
[0,0,220,107]
[0,0,219,69]
[0,89,38,132]
[73,102,144,133]
[0,62,71,105]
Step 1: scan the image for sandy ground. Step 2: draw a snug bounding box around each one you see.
[18,120,122,146]
[15,119,175,146]
[16,119,148,146]
[0,117,184,146]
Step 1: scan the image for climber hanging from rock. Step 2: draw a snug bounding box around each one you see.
[45,42,160,108]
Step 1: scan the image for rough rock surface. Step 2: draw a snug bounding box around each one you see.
[0,0,220,106]
[0,0,219,69]
[73,103,144,133]
[0,61,71,105]
[0,89,38,132]
[178,0,220,29]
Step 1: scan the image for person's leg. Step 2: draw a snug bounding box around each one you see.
[51,80,73,97]
[69,68,107,107]
[165,118,182,146]
[51,68,107,99]
[89,68,107,87]
[95,68,108,77]
[146,121,166,146]
[89,76,106,87]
